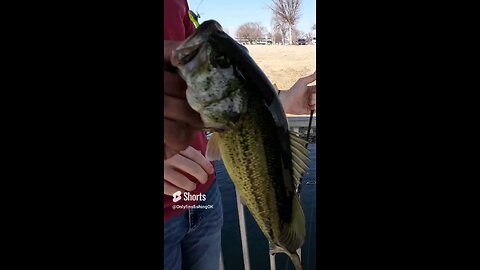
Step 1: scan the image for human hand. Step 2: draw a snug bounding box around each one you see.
[279,71,316,115]
[164,146,215,196]
[164,40,204,159]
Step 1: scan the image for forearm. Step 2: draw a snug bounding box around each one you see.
[278,90,292,114]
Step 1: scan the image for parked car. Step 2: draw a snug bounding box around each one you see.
[297,38,306,45]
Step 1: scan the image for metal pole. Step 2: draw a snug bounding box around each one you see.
[219,250,225,270]
[236,189,251,270]
[269,253,276,270]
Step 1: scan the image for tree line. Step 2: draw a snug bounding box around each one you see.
[235,0,315,45]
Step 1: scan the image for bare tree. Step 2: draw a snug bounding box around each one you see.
[273,31,283,44]
[271,15,288,45]
[269,0,303,44]
[236,22,265,44]
[305,32,313,43]
[312,23,316,30]
[293,29,304,42]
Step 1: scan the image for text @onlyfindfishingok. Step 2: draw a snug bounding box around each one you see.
[172,204,213,210]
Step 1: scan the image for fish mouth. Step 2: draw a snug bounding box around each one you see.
[172,20,224,66]
[172,45,202,66]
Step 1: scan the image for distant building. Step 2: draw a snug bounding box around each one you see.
[234,37,272,45]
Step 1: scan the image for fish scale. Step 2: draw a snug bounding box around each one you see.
[219,98,289,245]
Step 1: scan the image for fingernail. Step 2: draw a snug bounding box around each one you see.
[209,164,215,174]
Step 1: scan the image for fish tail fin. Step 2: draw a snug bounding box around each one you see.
[269,243,303,270]
[269,196,306,270]
[288,251,303,270]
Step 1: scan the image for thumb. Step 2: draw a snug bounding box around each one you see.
[301,71,316,84]
[164,40,183,71]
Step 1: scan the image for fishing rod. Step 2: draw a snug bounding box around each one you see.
[188,0,205,28]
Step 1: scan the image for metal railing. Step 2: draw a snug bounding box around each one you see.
[219,189,302,270]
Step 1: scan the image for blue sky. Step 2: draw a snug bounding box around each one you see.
[187,0,316,35]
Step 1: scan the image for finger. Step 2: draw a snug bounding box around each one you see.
[180,147,214,178]
[309,93,316,106]
[164,71,187,98]
[164,94,203,128]
[164,118,194,154]
[164,164,198,191]
[165,145,180,160]
[165,153,209,184]
[164,181,187,196]
[300,71,316,84]
[164,40,182,64]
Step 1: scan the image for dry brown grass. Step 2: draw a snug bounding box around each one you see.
[245,45,316,116]
[245,45,316,91]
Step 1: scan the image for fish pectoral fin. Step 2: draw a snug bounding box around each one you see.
[206,132,222,161]
[290,132,310,190]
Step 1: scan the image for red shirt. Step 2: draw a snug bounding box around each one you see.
[164,0,215,221]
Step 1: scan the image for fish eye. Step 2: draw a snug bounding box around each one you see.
[212,54,230,69]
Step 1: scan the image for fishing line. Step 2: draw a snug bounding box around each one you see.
[195,0,205,12]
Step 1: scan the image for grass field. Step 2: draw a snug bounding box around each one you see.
[245,45,316,91]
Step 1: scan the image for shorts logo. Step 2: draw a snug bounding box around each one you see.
[172,191,182,203]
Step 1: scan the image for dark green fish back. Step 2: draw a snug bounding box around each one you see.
[218,96,305,253]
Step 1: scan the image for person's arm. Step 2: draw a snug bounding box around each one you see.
[278,72,316,115]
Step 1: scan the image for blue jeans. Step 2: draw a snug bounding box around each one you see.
[164,181,224,270]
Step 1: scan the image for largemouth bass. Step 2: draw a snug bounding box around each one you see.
[172,20,310,270]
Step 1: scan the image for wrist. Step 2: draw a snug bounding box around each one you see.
[278,90,291,114]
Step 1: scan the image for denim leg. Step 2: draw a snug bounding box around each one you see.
[181,181,224,270]
[164,211,189,270]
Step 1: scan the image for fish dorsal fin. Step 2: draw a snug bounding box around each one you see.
[206,132,222,161]
[290,132,310,190]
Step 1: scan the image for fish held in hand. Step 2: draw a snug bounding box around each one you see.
[172,20,310,270]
